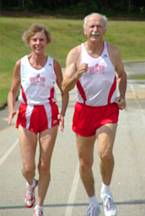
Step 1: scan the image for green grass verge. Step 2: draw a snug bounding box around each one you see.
[0,16,145,107]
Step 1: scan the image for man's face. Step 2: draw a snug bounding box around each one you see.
[84,15,106,41]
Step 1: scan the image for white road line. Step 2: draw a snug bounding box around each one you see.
[0,139,18,166]
[65,163,80,216]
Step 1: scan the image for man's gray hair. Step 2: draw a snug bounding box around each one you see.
[83,12,108,30]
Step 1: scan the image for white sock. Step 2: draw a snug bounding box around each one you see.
[89,195,98,204]
[35,204,43,210]
[26,179,35,187]
[101,182,111,195]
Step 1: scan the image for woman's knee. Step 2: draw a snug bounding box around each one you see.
[22,163,35,176]
[38,161,50,174]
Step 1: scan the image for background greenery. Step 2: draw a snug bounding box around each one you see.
[0,16,145,107]
[1,0,145,17]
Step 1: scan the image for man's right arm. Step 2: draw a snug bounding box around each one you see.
[62,46,88,93]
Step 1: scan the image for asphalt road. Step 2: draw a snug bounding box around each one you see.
[124,61,145,78]
[0,79,145,216]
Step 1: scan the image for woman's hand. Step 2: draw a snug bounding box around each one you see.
[58,114,65,132]
[7,111,17,125]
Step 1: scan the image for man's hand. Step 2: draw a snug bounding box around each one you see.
[77,63,88,77]
[115,96,126,110]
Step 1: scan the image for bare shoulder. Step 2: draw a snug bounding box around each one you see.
[64,45,81,77]
[13,59,21,77]
[66,45,81,66]
[108,43,123,64]
[108,43,121,59]
[53,59,61,69]
[15,59,21,67]
[9,59,21,89]
[108,43,126,75]
[53,59,62,75]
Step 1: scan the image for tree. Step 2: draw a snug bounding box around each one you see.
[0,0,2,14]
[18,0,24,9]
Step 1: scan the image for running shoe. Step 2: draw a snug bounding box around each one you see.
[25,179,38,208]
[86,202,100,216]
[33,205,44,216]
[101,193,117,216]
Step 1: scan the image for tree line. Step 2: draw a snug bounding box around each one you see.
[0,0,145,16]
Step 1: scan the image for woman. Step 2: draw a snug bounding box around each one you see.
[7,24,68,216]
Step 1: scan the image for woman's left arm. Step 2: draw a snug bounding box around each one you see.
[54,60,69,130]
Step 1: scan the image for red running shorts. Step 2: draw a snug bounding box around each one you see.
[16,102,59,133]
[72,102,119,137]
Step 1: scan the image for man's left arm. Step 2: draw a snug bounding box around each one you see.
[113,46,127,110]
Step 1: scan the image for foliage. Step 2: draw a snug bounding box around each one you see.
[0,0,145,17]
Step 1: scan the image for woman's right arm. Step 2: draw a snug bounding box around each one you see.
[7,60,21,125]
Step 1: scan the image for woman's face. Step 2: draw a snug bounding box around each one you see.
[29,31,48,55]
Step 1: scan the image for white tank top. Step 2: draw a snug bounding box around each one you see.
[76,42,117,106]
[19,55,57,105]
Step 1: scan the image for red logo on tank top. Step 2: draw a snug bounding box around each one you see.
[88,63,106,74]
[30,74,46,86]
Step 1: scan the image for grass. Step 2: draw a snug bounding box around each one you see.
[128,74,145,80]
[107,20,145,60]
[0,16,145,107]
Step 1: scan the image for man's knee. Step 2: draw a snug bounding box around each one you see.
[79,158,93,172]
[99,150,114,163]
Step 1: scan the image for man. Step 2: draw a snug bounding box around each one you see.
[62,13,127,216]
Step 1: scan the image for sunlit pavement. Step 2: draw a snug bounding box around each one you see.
[0,63,145,216]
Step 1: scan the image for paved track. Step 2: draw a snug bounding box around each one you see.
[124,61,145,78]
[0,79,145,216]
